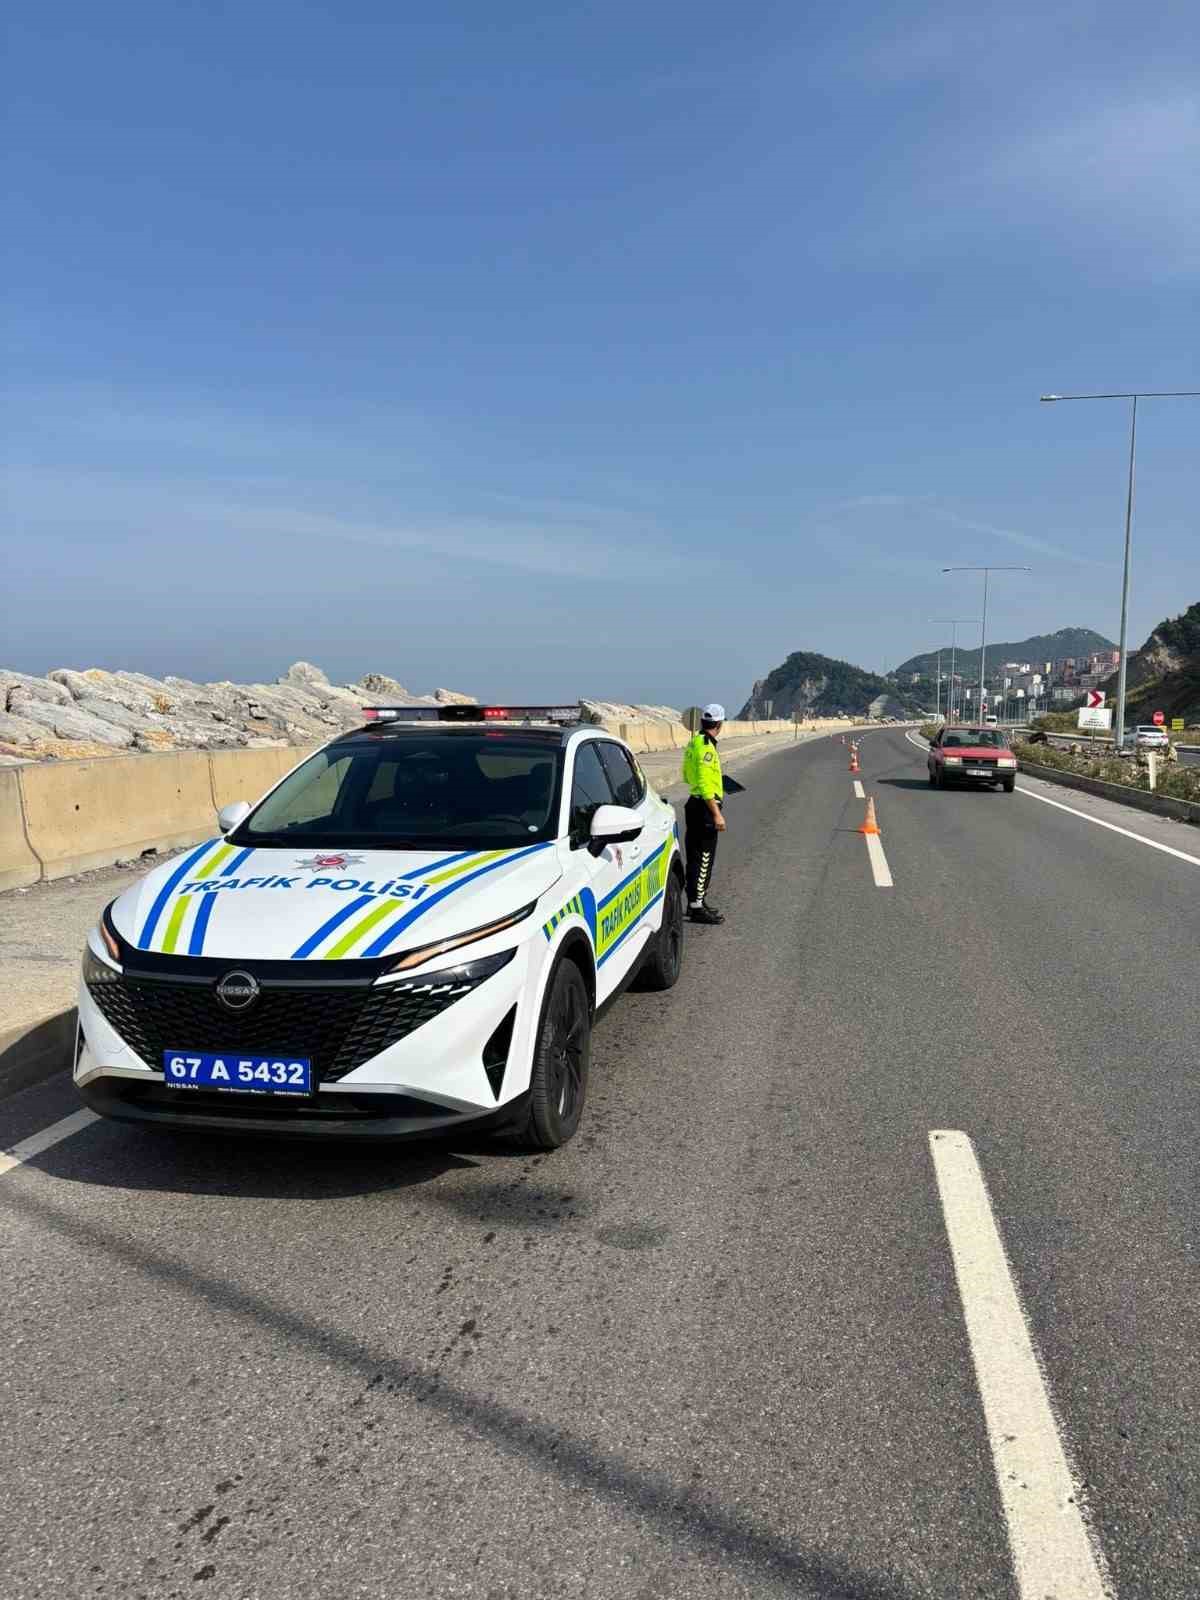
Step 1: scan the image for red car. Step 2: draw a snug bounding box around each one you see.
[927,726,1018,792]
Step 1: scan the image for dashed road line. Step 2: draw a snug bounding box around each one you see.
[864,832,893,887]
[853,779,865,799]
[0,1109,98,1177]
[929,1130,1113,1600]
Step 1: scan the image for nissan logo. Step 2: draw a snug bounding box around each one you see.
[216,970,260,1013]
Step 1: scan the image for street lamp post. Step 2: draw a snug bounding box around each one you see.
[1040,389,1200,749]
[940,577,1029,722]
[930,618,978,722]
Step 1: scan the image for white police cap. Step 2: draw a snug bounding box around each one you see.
[701,703,726,723]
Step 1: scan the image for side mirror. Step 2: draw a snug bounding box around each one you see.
[590,804,643,850]
[218,800,251,834]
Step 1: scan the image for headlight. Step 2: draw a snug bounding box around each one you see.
[943,756,963,765]
[383,902,536,973]
[376,947,515,991]
[997,758,1016,768]
[82,941,121,987]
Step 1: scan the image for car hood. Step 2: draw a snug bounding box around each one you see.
[112,839,562,963]
[940,746,1009,758]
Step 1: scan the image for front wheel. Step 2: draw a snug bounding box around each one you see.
[1001,778,1015,793]
[635,870,684,991]
[515,959,591,1150]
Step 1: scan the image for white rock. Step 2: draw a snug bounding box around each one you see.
[0,710,50,745]
[13,697,136,747]
[280,661,330,688]
[1,669,72,708]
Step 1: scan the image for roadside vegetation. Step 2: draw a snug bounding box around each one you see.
[1014,739,1200,805]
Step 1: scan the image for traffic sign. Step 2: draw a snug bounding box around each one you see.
[1085,690,1105,709]
[1152,710,1165,726]
[1171,717,1185,731]
[1078,707,1112,731]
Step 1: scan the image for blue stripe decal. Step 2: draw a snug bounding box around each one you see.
[399,848,479,882]
[220,847,254,880]
[360,843,552,959]
[137,840,220,950]
[597,888,664,968]
[188,892,219,957]
[291,895,378,960]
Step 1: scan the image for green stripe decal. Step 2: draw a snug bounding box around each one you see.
[158,842,236,953]
[323,897,400,960]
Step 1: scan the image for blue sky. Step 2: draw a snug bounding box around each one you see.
[4,0,1198,710]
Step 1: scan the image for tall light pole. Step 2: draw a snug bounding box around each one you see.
[941,570,1030,719]
[1040,390,1200,749]
[930,618,978,721]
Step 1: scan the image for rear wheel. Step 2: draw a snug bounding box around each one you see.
[635,870,684,991]
[514,960,591,1150]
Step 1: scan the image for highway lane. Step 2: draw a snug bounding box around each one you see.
[2,729,1197,1598]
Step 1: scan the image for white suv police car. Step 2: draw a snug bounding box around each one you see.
[76,706,684,1150]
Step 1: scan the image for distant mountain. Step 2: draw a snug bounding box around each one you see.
[738,650,925,720]
[1102,602,1200,724]
[894,626,1115,681]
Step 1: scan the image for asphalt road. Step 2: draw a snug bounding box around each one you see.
[2,728,1197,1599]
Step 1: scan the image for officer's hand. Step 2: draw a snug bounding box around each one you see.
[713,811,727,832]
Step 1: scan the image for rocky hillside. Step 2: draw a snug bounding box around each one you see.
[739,650,923,720]
[1102,601,1200,723]
[0,663,688,764]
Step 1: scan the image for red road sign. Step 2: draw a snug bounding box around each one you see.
[1152,710,1165,725]
[1085,690,1105,708]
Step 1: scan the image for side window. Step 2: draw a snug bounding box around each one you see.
[598,742,645,808]
[568,742,617,845]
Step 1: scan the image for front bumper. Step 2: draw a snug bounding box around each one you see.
[940,765,1013,785]
[75,934,540,1140]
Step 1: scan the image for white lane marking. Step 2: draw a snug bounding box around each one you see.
[864,831,893,887]
[1016,783,1200,869]
[929,1131,1113,1600]
[907,730,930,751]
[0,1109,98,1177]
[853,779,865,798]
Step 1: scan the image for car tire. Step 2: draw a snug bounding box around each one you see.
[635,869,684,991]
[514,959,591,1151]
[1002,778,1015,792]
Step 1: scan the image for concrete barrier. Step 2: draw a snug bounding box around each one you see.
[0,769,40,891]
[209,746,313,811]
[19,750,218,880]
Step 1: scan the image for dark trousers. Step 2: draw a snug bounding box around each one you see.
[684,796,720,905]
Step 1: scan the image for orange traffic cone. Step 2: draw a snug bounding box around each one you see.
[858,796,881,835]
[849,750,859,773]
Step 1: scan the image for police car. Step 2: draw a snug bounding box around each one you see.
[75,706,685,1149]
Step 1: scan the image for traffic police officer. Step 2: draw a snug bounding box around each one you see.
[682,703,726,924]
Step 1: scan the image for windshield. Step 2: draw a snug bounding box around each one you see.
[233,734,564,850]
[943,730,1008,749]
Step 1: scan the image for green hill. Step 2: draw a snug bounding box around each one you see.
[738,651,925,720]
[894,626,1114,681]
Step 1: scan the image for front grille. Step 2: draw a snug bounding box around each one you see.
[959,757,997,766]
[87,969,481,1085]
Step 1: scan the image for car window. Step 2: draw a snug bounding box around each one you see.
[233,734,562,849]
[569,741,618,843]
[597,742,645,808]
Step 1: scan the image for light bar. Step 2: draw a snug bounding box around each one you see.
[362,704,580,726]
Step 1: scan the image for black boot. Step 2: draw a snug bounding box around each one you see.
[688,904,725,925]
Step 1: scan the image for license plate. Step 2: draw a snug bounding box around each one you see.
[967,767,991,776]
[162,1052,312,1095]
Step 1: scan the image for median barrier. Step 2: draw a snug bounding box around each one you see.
[19,750,218,880]
[209,745,312,811]
[0,769,40,891]
[1017,758,1200,827]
